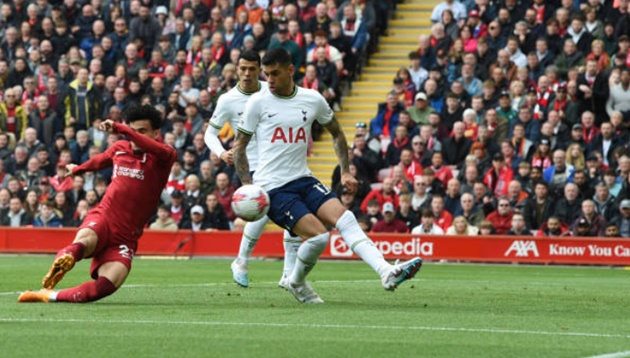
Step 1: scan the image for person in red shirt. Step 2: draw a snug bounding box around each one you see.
[430,151,454,186]
[360,177,399,213]
[371,202,409,233]
[18,105,178,303]
[483,152,514,197]
[431,194,453,231]
[147,50,169,79]
[485,197,514,235]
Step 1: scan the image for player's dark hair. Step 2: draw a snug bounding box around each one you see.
[238,49,261,67]
[262,48,292,67]
[124,104,162,130]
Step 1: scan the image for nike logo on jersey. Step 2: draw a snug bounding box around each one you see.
[115,151,127,156]
[268,113,278,118]
[237,112,243,116]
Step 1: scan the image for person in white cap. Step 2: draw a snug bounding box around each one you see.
[407,92,435,126]
[179,205,212,231]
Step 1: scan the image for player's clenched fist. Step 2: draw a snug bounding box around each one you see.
[63,164,77,178]
[341,172,358,194]
[98,119,116,133]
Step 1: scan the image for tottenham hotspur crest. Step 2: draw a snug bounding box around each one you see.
[302,110,307,122]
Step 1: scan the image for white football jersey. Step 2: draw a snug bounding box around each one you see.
[239,86,334,191]
[208,81,268,171]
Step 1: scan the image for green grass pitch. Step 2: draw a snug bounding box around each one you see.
[0,255,629,358]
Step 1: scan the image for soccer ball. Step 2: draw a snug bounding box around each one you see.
[231,184,270,222]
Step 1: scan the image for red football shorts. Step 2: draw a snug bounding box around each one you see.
[79,210,140,279]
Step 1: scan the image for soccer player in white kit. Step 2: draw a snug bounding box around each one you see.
[204,50,300,288]
[234,48,422,303]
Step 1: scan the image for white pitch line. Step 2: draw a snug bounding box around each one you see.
[582,351,630,358]
[0,317,628,340]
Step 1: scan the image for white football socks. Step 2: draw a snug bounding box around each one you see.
[282,230,302,277]
[335,210,391,277]
[290,232,329,284]
[236,215,270,263]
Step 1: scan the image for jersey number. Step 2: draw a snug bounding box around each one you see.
[313,183,331,195]
[119,245,134,259]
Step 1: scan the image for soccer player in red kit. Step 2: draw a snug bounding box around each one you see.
[18,105,178,303]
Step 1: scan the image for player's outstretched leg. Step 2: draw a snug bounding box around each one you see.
[19,276,118,303]
[335,210,423,290]
[231,215,270,287]
[279,230,301,290]
[42,242,85,289]
[287,232,329,304]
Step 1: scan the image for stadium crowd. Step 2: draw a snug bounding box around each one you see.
[2,0,630,239]
[0,0,389,231]
[345,0,630,238]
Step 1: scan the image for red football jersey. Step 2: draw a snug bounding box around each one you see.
[73,123,177,237]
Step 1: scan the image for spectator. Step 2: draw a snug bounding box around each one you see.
[592,182,616,223]
[361,177,399,214]
[32,201,63,227]
[446,215,479,235]
[129,5,162,59]
[485,197,514,234]
[506,180,529,211]
[536,216,571,237]
[483,152,514,198]
[371,202,408,233]
[544,149,575,191]
[168,189,187,224]
[505,212,530,235]
[0,197,33,227]
[553,183,582,226]
[179,205,213,231]
[411,175,431,212]
[63,68,101,131]
[407,92,434,126]
[522,181,555,231]
[411,208,445,235]
[610,199,630,238]
[430,194,452,231]
[339,188,362,218]
[384,125,410,167]
[604,223,620,237]
[150,204,179,231]
[573,199,606,236]
[444,178,461,215]
[478,220,496,235]
[457,192,485,227]
[443,121,473,167]
[213,172,236,221]
[0,87,28,142]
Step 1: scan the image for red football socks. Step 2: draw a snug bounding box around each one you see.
[55,276,118,303]
[55,242,85,262]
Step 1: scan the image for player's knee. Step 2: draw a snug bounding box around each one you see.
[335,210,357,229]
[310,232,330,246]
[74,228,99,256]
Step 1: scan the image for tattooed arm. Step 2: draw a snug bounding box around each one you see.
[324,116,357,193]
[233,130,253,185]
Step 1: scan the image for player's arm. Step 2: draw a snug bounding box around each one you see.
[324,116,358,193]
[110,121,177,161]
[233,129,252,184]
[69,149,114,176]
[204,99,233,165]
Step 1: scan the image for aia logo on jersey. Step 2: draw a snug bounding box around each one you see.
[271,127,307,143]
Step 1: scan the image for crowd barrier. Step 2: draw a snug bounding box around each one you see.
[1,228,629,266]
